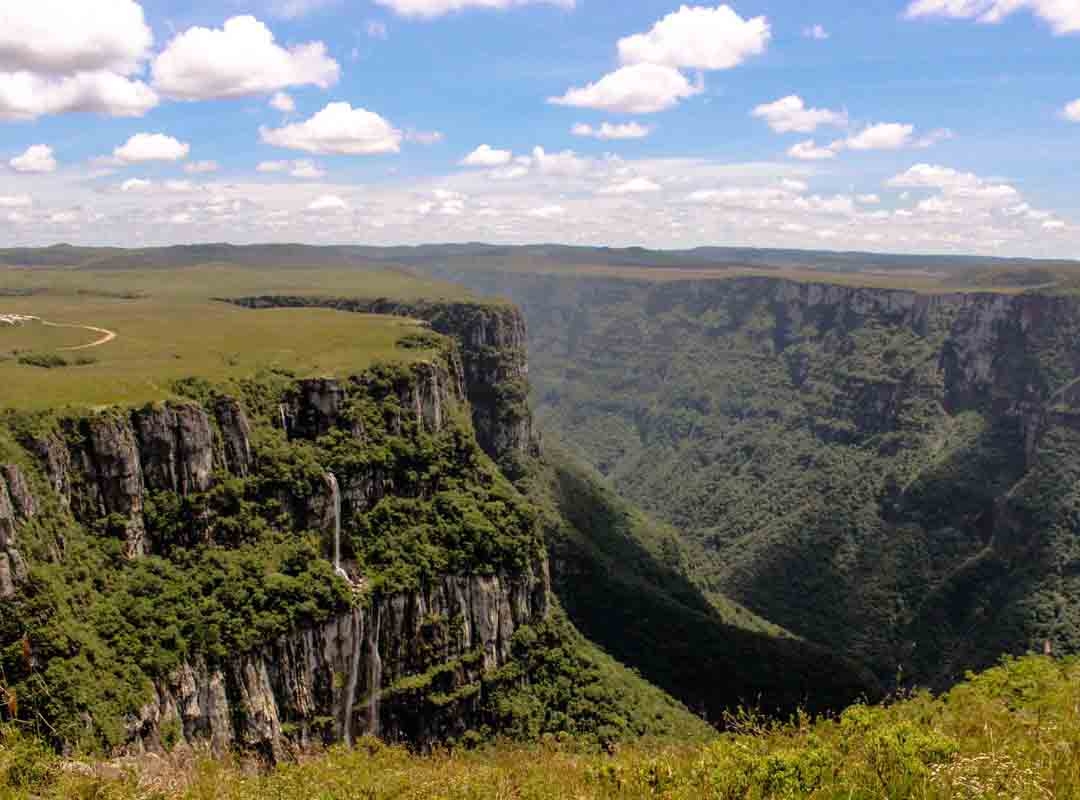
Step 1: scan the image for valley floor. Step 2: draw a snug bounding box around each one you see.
[3,655,1076,799]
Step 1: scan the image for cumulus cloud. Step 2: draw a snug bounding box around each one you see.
[803,24,829,39]
[152,16,340,101]
[617,4,770,70]
[0,71,157,120]
[572,121,651,140]
[527,204,567,219]
[260,102,402,154]
[270,91,296,113]
[184,160,219,174]
[114,133,191,164]
[0,195,32,208]
[120,178,152,192]
[9,145,57,174]
[787,139,837,160]
[0,0,152,74]
[308,194,348,211]
[461,145,513,167]
[257,159,325,177]
[549,63,701,114]
[531,146,591,177]
[0,1,157,120]
[752,95,847,133]
[905,0,1080,34]
[374,0,574,18]
[598,177,662,195]
[1064,99,1080,121]
[840,122,915,151]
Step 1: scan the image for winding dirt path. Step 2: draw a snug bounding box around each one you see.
[41,321,118,351]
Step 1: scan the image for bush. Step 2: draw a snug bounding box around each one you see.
[17,353,68,369]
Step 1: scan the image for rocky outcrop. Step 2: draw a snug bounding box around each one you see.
[133,404,215,496]
[212,396,252,478]
[130,561,549,758]
[0,464,34,599]
[227,296,534,471]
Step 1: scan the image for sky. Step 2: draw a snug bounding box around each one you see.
[0,0,1078,257]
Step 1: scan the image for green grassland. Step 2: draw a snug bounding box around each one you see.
[2,654,1076,799]
[0,266,473,410]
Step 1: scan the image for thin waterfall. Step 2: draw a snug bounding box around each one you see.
[342,608,363,747]
[327,471,348,580]
[278,404,288,435]
[368,604,383,738]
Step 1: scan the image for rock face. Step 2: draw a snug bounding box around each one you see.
[0,464,34,599]
[212,396,252,478]
[130,561,549,759]
[227,296,534,472]
[133,404,215,496]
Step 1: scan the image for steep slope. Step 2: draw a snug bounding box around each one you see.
[409,269,1080,688]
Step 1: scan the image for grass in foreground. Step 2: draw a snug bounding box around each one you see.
[2,655,1077,799]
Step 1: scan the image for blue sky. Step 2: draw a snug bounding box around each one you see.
[1,0,1078,256]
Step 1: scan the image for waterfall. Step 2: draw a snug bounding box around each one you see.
[368,604,383,738]
[342,608,363,747]
[326,471,348,580]
[278,404,288,435]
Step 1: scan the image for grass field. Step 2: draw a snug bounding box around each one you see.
[0,265,471,410]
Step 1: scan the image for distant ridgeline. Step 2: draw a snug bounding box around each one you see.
[410,267,1080,689]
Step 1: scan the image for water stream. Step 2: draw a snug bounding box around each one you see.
[342,609,363,747]
[326,471,348,580]
[278,404,288,435]
[368,604,383,738]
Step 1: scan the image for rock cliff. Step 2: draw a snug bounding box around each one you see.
[226,296,534,474]
[131,561,549,758]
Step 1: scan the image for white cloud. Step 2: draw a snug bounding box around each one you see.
[260,102,402,154]
[617,4,770,70]
[405,129,444,145]
[840,122,915,151]
[1064,99,1080,121]
[531,146,592,177]
[367,20,389,39]
[257,160,290,172]
[598,176,662,195]
[752,95,847,133]
[114,133,190,164]
[0,195,32,208]
[120,178,152,192]
[803,24,829,40]
[164,180,196,192]
[857,193,881,204]
[1043,219,1067,230]
[572,121,651,140]
[781,178,809,192]
[549,63,701,114]
[527,204,567,219]
[290,159,326,178]
[9,145,57,174]
[257,159,325,177]
[270,91,296,113]
[887,163,981,190]
[0,1,157,120]
[905,0,1080,35]
[787,139,837,160]
[0,71,157,120]
[0,0,152,75]
[374,0,574,18]
[184,160,219,174]
[152,16,340,101]
[308,194,349,211]
[461,145,513,167]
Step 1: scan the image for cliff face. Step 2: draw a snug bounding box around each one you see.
[2,322,549,753]
[131,561,549,758]
[227,296,534,474]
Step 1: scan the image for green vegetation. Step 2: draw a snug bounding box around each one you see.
[2,654,1077,799]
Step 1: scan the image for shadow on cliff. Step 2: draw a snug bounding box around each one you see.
[527,445,880,724]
